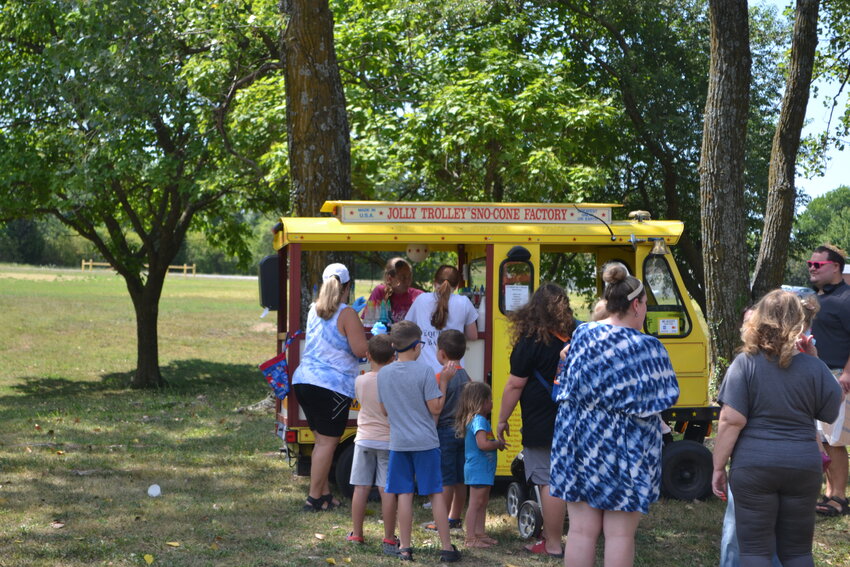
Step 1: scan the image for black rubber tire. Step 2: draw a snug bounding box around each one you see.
[660,440,713,501]
[506,482,528,517]
[517,499,543,539]
[334,442,355,499]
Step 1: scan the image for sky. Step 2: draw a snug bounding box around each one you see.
[761,0,849,203]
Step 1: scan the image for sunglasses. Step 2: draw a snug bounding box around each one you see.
[807,260,838,269]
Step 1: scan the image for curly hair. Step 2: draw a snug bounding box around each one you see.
[740,289,806,368]
[508,282,575,346]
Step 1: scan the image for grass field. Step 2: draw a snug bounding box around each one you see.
[1,264,848,566]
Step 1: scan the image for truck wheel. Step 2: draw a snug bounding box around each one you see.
[506,482,528,517]
[517,500,543,539]
[334,443,355,500]
[661,440,712,501]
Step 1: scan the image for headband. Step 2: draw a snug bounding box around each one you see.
[626,280,644,301]
[395,339,423,353]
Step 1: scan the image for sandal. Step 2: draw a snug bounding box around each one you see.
[382,536,400,556]
[322,493,342,510]
[346,532,365,544]
[816,496,849,517]
[399,547,414,561]
[440,544,461,563]
[302,495,327,512]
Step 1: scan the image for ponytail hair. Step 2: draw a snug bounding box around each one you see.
[316,276,350,319]
[431,265,461,330]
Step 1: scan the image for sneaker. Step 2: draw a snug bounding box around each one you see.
[382,536,400,556]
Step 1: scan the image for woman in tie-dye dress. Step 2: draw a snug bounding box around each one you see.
[550,263,679,567]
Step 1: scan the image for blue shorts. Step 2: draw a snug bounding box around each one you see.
[386,448,443,495]
[438,426,465,486]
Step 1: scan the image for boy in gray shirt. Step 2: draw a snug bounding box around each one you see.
[377,320,461,562]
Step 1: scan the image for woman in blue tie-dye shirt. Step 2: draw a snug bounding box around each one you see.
[550,263,679,567]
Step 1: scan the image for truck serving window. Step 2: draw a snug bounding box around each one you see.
[643,255,692,338]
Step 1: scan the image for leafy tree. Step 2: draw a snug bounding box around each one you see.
[700,0,752,376]
[0,0,285,387]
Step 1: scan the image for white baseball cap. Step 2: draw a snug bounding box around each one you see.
[322,263,350,284]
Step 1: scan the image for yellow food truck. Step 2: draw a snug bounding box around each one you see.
[262,201,717,532]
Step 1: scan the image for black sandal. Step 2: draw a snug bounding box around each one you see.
[321,493,341,510]
[439,544,461,563]
[399,547,414,561]
[302,495,326,512]
[816,496,849,517]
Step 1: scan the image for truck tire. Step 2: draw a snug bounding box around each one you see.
[334,442,355,499]
[660,440,712,501]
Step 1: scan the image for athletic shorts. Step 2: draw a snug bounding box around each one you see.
[385,448,443,495]
[293,383,351,437]
[350,444,390,487]
[438,426,465,486]
[523,446,552,486]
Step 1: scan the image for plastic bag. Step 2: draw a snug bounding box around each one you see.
[259,331,301,400]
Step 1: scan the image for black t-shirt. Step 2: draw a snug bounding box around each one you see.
[509,334,563,447]
[813,281,850,369]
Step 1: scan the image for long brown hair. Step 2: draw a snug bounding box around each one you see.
[508,282,574,346]
[455,382,492,439]
[382,257,412,299]
[740,289,806,368]
[431,265,461,330]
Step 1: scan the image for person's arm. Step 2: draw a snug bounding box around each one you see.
[711,404,747,501]
[839,355,850,395]
[496,374,527,442]
[426,367,451,417]
[476,429,507,451]
[338,306,368,358]
[464,321,478,341]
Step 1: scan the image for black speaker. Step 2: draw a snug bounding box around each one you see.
[258,254,279,310]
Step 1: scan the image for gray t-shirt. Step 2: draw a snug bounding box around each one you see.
[437,367,471,430]
[377,360,442,452]
[718,351,842,472]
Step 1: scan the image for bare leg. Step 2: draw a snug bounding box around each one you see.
[379,487,398,541]
[601,509,642,567]
[464,486,489,546]
[541,485,565,555]
[825,445,849,501]
[309,432,340,502]
[428,492,454,551]
[397,493,415,550]
[564,502,603,567]
[350,485,370,538]
[474,486,491,540]
[450,483,466,523]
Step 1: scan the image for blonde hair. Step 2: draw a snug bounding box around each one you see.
[431,265,461,330]
[455,382,492,438]
[740,289,806,368]
[315,274,350,319]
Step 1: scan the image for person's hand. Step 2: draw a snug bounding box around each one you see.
[795,334,817,356]
[712,468,728,501]
[496,420,509,442]
[839,371,850,395]
[439,360,458,384]
[496,439,508,451]
[559,343,570,361]
[351,296,367,313]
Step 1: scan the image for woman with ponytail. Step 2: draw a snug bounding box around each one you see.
[292,263,368,512]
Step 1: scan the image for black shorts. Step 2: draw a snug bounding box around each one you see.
[293,383,351,437]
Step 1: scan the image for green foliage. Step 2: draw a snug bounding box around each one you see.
[791,185,850,258]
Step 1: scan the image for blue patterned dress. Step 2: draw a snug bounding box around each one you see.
[550,322,679,513]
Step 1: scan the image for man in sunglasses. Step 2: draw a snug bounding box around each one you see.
[809,244,850,516]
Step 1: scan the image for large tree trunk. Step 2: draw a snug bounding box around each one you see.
[750,0,819,299]
[282,0,352,317]
[700,0,752,380]
[127,270,167,389]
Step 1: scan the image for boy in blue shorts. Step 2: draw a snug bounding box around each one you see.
[377,321,461,562]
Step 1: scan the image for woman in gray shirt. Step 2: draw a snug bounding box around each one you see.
[712,289,842,567]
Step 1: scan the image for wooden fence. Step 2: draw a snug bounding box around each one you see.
[80,259,196,275]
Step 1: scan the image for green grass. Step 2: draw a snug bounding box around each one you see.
[0,264,848,566]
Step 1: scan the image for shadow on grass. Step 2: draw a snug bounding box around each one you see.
[7,359,259,398]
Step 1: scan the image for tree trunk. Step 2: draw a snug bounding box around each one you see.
[127,270,167,389]
[281,0,352,322]
[700,0,752,380]
[750,0,819,300]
